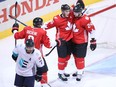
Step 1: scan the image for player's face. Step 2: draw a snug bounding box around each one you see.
[74,12,82,17]
[25,46,34,54]
[62,10,70,17]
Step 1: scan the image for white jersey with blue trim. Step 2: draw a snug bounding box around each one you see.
[12,44,44,77]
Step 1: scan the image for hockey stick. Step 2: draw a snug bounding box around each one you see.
[45,45,57,57]
[9,15,27,26]
[14,1,18,47]
[41,78,52,87]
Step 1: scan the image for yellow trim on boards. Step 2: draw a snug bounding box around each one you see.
[0,0,102,39]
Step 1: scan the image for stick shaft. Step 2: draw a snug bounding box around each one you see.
[15,2,18,47]
[9,15,27,26]
[45,45,57,56]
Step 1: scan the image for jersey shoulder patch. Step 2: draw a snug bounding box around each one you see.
[85,16,89,20]
[54,15,60,20]
[54,16,58,19]
[82,15,91,25]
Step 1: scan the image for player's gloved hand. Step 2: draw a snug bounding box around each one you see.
[35,75,42,82]
[56,39,61,46]
[12,23,19,33]
[90,38,97,51]
[56,38,66,46]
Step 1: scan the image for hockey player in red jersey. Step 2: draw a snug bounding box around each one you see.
[72,5,97,81]
[12,17,52,87]
[44,4,73,81]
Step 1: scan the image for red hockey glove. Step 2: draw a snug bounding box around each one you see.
[12,23,19,33]
[90,38,97,51]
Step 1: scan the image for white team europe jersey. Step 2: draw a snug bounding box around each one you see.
[12,44,44,77]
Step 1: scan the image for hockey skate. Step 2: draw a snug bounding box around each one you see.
[76,74,82,81]
[72,72,77,77]
[72,72,83,81]
[64,73,70,77]
[58,73,68,81]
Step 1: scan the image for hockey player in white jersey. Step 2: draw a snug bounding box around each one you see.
[12,39,44,87]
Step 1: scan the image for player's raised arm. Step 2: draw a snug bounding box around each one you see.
[41,31,53,48]
[12,22,28,39]
[43,18,56,30]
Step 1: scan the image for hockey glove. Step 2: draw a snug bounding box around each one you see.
[90,38,97,51]
[12,23,19,33]
[35,75,42,82]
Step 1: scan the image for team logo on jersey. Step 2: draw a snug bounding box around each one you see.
[65,21,72,30]
[19,58,28,68]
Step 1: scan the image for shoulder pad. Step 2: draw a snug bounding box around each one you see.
[53,15,59,20]
[35,49,41,56]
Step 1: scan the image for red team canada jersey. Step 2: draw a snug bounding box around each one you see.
[14,26,51,49]
[72,15,95,44]
[45,14,73,41]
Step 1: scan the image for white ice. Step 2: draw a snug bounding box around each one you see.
[0,0,116,87]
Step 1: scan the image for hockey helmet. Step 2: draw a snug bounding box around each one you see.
[73,4,83,13]
[26,39,34,47]
[33,17,43,27]
[25,39,34,54]
[61,4,70,11]
[76,0,85,9]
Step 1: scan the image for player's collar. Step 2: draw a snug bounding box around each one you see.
[25,48,35,54]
